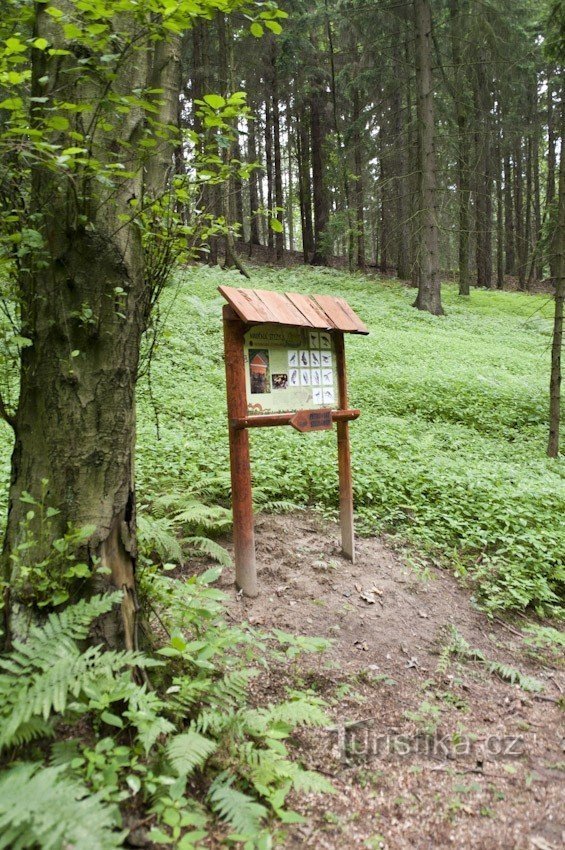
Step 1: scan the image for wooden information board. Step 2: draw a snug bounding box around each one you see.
[220,285,369,596]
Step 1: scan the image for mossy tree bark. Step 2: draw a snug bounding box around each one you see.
[2,4,180,646]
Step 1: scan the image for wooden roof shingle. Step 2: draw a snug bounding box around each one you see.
[219,285,369,334]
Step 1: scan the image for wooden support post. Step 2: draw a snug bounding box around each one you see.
[222,306,258,596]
[334,332,355,562]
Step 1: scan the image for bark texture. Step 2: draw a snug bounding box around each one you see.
[413,0,444,315]
[548,111,565,457]
[3,3,180,645]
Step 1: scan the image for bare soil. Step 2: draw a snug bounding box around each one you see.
[214,512,564,850]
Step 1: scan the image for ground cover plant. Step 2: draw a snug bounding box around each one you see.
[134,265,563,615]
[1,264,563,615]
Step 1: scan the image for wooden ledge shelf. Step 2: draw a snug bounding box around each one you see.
[231,409,361,430]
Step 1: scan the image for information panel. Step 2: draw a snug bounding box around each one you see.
[244,323,338,414]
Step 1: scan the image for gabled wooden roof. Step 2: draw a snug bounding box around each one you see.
[219,285,369,335]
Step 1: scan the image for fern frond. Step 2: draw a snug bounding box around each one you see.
[262,696,331,730]
[186,536,232,567]
[0,762,123,850]
[208,776,267,837]
[137,513,183,562]
[487,661,543,693]
[166,729,217,777]
[173,501,231,534]
[287,765,335,795]
[125,686,175,754]
[0,595,158,752]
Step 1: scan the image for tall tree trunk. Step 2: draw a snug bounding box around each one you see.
[246,107,261,249]
[286,101,295,253]
[525,133,533,290]
[473,62,493,289]
[392,39,410,279]
[352,86,366,270]
[3,5,181,645]
[449,0,470,295]
[296,103,314,262]
[310,83,330,266]
[548,112,565,457]
[515,141,526,290]
[270,39,284,261]
[503,151,515,276]
[265,95,274,254]
[412,0,443,314]
[546,73,558,282]
[379,137,389,273]
[496,140,504,289]
[217,14,248,277]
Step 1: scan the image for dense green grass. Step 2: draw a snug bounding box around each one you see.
[136,265,564,614]
[1,264,564,613]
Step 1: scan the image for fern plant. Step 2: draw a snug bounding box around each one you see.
[0,762,123,850]
[138,491,232,568]
[0,593,158,751]
[0,562,334,848]
[435,625,544,693]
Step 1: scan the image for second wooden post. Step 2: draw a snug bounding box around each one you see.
[335,332,355,562]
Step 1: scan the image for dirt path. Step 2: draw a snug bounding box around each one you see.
[213,512,564,849]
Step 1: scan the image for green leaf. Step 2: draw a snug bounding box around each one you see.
[250,22,264,38]
[265,21,283,34]
[101,711,124,728]
[47,115,70,131]
[270,218,283,233]
[203,94,226,110]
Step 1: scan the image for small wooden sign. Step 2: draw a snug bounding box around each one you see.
[219,284,369,597]
[290,408,333,433]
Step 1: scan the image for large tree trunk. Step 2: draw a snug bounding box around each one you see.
[503,150,515,276]
[412,0,443,314]
[515,140,527,290]
[310,83,330,266]
[548,111,565,457]
[2,4,181,646]
[546,73,558,282]
[286,101,295,254]
[392,40,409,280]
[270,38,284,262]
[296,102,314,262]
[449,0,470,295]
[246,105,262,250]
[265,95,274,254]
[473,62,493,289]
[352,86,366,270]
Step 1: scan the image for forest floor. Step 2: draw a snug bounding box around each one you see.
[184,511,564,850]
[239,243,556,295]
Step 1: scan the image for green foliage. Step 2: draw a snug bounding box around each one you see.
[0,592,158,751]
[0,565,332,848]
[0,762,123,850]
[138,490,232,567]
[437,625,544,693]
[522,624,565,652]
[6,484,107,608]
[131,265,564,615]
[166,730,218,778]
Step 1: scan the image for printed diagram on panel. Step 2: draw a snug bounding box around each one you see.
[244,324,338,414]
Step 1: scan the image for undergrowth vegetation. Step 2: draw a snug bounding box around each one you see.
[0,545,332,849]
[1,264,562,613]
[133,264,562,615]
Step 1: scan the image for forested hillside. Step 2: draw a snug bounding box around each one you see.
[0,0,563,848]
[182,0,560,300]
